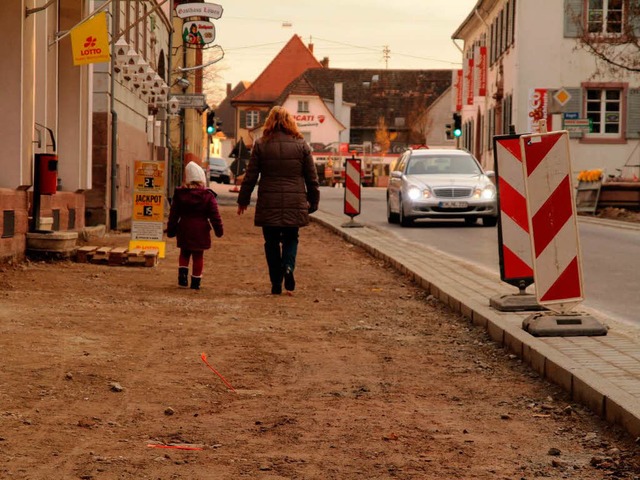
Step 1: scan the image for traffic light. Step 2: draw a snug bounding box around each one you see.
[206,111,215,135]
[445,123,453,140]
[453,113,462,138]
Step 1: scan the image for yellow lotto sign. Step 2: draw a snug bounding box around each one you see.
[128,240,165,258]
[70,11,110,66]
[134,161,165,191]
[133,193,164,222]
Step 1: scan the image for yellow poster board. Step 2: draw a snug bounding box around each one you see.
[70,11,111,66]
[131,161,166,258]
[133,192,164,222]
[128,240,166,258]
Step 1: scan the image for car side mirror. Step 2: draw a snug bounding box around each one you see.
[390,171,402,179]
[485,170,495,179]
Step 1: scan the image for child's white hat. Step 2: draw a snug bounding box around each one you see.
[185,161,206,184]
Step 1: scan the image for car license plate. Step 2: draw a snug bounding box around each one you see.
[439,201,468,208]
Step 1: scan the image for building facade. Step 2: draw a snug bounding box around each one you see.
[0,0,172,262]
[0,0,93,262]
[452,0,640,177]
[89,0,171,229]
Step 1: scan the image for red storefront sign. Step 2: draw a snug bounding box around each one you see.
[453,69,463,112]
[474,46,487,97]
[465,58,474,105]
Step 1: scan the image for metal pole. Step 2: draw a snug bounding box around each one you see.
[167,0,174,200]
[109,0,119,230]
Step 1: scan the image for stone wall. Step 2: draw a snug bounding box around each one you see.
[0,188,85,264]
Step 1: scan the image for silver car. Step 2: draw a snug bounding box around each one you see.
[208,157,231,184]
[386,148,498,227]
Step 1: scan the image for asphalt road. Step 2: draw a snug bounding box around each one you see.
[317,186,640,327]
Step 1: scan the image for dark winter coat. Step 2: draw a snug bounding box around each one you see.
[167,187,223,250]
[238,132,320,227]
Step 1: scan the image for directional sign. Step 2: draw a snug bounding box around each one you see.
[520,131,584,313]
[173,94,208,109]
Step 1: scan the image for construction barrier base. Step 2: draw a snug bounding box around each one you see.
[490,293,547,312]
[522,312,608,337]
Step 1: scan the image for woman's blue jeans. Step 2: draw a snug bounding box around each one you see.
[262,227,299,287]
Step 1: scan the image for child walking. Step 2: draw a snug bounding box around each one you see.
[167,161,224,290]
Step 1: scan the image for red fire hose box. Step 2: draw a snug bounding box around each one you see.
[36,153,58,195]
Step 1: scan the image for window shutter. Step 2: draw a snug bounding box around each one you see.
[631,1,640,37]
[564,0,583,38]
[626,88,640,139]
[240,110,246,129]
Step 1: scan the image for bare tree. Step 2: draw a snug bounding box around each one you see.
[201,48,229,106]
[569,2,640,74]
[406,99,432,145]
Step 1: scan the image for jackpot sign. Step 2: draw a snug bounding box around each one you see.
[130,161,166,257]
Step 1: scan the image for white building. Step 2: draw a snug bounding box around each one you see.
[452,0,640,179]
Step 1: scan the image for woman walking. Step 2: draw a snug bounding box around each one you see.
[237,106,320,295]
[167,161,224,290]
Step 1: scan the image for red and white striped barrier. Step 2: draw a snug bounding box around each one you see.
[520,131,584,313]
[344,157,361,217]
[494,135,534,287]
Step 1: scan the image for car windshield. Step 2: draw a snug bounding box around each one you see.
[407,155,481,175]
[210,158,226,167]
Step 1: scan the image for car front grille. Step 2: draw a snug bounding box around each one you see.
[433,187,473,198]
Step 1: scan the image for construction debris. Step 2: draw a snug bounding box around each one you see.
[75,246,158,267]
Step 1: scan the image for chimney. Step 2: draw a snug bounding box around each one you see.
[320,56,329,68]
[308,42,314,53]
[226,83,232,96]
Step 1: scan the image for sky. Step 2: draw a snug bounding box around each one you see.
[202,0,478,103]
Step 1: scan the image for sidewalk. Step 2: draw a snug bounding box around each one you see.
[219,189,640,439]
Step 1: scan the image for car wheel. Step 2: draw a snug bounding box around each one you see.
[387,194,399,224]
[464,217,478,226]
[222,176,230,184]
[482,216,498,227]
[399,197,414,227]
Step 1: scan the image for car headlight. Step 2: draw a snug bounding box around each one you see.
[407,186,422,200]
[473,184,496,200]
[407,186,432,200]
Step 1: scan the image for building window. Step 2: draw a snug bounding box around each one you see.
[68,208,76,230]
[297,101,309,113]
[246,110,259,129]
[586,88,621,135]
[588,0,624,34]
[2,210,15,238]
[52,209,60,231]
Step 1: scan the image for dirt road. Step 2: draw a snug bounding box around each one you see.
[1,205,639,479]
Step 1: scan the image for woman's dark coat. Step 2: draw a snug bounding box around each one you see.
[167,187,224,250]
[238,132,320,227]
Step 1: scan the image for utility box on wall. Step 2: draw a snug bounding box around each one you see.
[35,153,58,195]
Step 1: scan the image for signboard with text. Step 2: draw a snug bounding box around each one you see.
[130,161,166,257]
[176,2,223,19]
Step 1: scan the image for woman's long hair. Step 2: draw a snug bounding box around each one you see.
[262,106,303,141]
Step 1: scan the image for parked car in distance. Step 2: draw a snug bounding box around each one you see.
[208,157,231,184]
[386,148,498,227]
